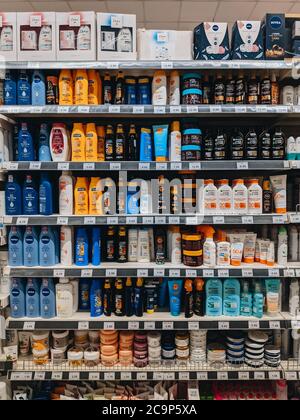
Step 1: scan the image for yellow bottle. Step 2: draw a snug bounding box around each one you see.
[97,126,105,161]
[97,72,103,104]
[75,69,88,105]
[88,70,99,105]
[89,177,103,215]
[86,123,98,162]
[74,177,89,215]
[71,123,86,162]
[59,69,73,105]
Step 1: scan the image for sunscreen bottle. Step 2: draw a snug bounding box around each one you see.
[88,69,99,105]
[97,126,105,161]
[75,69,88,105]
[89,177,102,215]
[202,226,216,267]
[74,177,89,215]
[71,123,86,162]
[59,69,73,105]
[86,123,98,162]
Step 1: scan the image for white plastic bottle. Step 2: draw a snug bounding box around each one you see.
[50,123,70,162]
[59,171,74,215]
[232,179,248,214]
[140,180,152,214]
[169,121,181,161]
[152,71,167,106]
[168,71,180,105]
[56,278,73,318]
[170,227,182,264]
[128,229,138,262]
[203,227,216,267]
[137,229,150,263]
[289,279,300,316]
[286,136,296,160]
[203,179,218,215]
[70,279,79,313]
[248,179,263,214]
[289,225,299,262]
[217,179,233,214]
[277,227,288,265]
[60,226,73,266]
[217,232,231,266]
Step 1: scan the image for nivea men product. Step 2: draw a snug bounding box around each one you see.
[265,14,286,60]
[193,22,230,60]
[232,21,264,60]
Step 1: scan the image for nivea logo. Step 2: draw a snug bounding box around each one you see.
[10,235,19,244]
[27,288,36,297]
[11,289,20,297]
[41,237,50,244]
[42,288,50,297]
[270,16,282,29]
[246,23,252,30]
[25,235,34,244]
[212,25,219,32]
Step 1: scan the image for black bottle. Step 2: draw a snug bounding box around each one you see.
[105,125,114,161]
[203,130,214,160]
[115,71,125,104]
[184,279,194,319]
[214,73,225,105]
[235,72,246,105]
[127,124,138,161]
[103,279,112,316]
[263,179,273,214]
[125,277,134,317]
[106,226,116,261]
[193,278,205,317]
[155,229,166,265]
[230,129,245,160]
[103,73,113,104]
[118,226,128,263]
[245,128,258,160]
[214,130,228,160]
[259,129,272,160]
[115,123,126,161]
[225,72,235,104]
[247,72,259,105]
[272,128,286,160]
[203,73,212,104]
[260,72,272,105]
[114,278,125,316]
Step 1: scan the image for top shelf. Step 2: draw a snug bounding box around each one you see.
[0,60,297,71]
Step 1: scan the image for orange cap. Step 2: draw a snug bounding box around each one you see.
[194,278,205,291]
[184,279,193,292]
[204,179,214,186]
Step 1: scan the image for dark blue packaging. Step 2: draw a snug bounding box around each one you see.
[125,76,137,105]
[232,21,264,60]
[193,22,230,60]
[137,76,151,104]
[293,40,300,56]
[264,14,286,60]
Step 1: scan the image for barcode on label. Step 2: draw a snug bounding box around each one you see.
[137,269,148,277]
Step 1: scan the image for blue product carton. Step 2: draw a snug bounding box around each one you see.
[193,22,230,60]
[232,21,264,60]
[264,14,286,60]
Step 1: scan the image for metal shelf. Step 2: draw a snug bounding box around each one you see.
[6,312,287,331]
[2,160,291,172]
[2,214,290,226]
[4,263,296,278]
[0,104,294,117]
[0,60,294,70]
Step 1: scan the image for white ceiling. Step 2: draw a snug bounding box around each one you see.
[1,0,300,31]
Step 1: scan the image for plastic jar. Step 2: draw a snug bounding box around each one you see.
[88,331,100,346]
[182,234,202,251]
[32,347,49,365]
[74,330,89,346]
[182,74,202,105]
[119,350,133,366]
[183,249,203,267]
[31,331,50,353]
[147,332,161,347]
[67,347,83,367]
[182,128,202,147]
[52,331,69,349]
[51,347,67,365]
[84,347,100,367]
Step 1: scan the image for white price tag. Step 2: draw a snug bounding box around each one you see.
[164,372,175,381]
[285,269,295,277]
[54,269,65,277]
[69,15,81,27]
[170,106,182,113]
[104,322,115,330]
[58,106,69,113]
[52,372,63,380]
[69,372,80,381]
[139,163,150,170]
[218,322,230,330]
[268,269,280,277]
[126,217,137,225]
[161,62,173,69]
[187,106,199,113]
[23,322,35,330]
[188,322,200,330]
[137,269,148,277]
[218,269,229,278]
[186,217,198,225]
[269,321,281,329]
[254,372,265,380]
[169,216,180,224]
[57,217,69,225]
[29,162,41,170]
[104,372,115,381]
[179,372,190,380]
[276,106,289,113]
[83,163,95,171]
[34,372,46,381]
[153,372,164,381]
[7,162,19,170]
[11,372,32,381]
[121,372,132,381]
[110,163,121,170]
[242,269,253,277]
[248,321,260,329]
[242,216,254,224]
[238,372,250,380]
[269,372,281,380]
[57,162,69,171]
[186,270,197,278]
[256,106,268,113]
[155,216,166,224]
[213,216,225,224]
[197,372,208,381]
[154,269,165,277]
[16,217,28,226]
[143,217,154,225]
[81,269,93,277]
[237,162,249,170]
[169,269,180,277]
[78,322,89,330]
[296,270,300,277]
[78,106,90,113]
[236,106,247,113]
[210,106,222,113]
[84,217,96,225]
[286,372,298,381]
[273,215,285,224]
[30,15,42,27]
[109,106,120,113]
[154,106,166,114]
[170,162,182,170]
[291,320,300,329]
[128,322,139,330]
[106,269,117,277]
[189,162,201,170]
[217,372,229,380]
[144,322,156,330]
[107,62,119,69]
[133,106,144,114]
[89,373,100,381]
[203,269,214,277]
[290,214,300,223]
[136,372,147,381]
[107,217,118,225]
[156,162,168,170]
[163,322,174,330]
